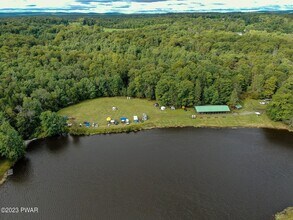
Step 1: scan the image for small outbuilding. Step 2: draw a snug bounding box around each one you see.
[235,104,242,110]
[195,105,230,114]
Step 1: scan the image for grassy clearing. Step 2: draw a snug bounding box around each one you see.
[238,98,268,112]
[275,207,293,220]
[0,158,14,183]
[58,97,288,135]
[103,28,134,32]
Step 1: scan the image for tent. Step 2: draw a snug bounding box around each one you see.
[106,117,111,122]
[142,113,148,121]
[133,116,139,122]
[120,117,128,122]
[83,121,91,127]
[160,106,166,111]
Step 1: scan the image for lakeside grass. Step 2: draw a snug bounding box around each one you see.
[0,158,14,184]
[58,97,288,135]
[275,207,293,220]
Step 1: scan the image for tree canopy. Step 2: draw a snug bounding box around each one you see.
[267,76,293,124]
[40,111,67,137]
[0,13,292,159]
[0,114,25,160]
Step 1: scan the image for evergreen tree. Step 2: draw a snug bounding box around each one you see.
[229,88,239,106]
[194,79,202,106]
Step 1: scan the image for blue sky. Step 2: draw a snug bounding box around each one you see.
[0,0,292,13]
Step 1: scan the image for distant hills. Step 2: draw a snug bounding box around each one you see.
[0,10,292,17]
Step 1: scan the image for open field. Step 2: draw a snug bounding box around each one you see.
[58,97,288,135]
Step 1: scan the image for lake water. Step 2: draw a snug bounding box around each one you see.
[0,128,292,220]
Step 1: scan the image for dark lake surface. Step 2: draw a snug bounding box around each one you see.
[0,128,292,220]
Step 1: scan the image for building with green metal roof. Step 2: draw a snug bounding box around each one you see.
[195,105,230,114]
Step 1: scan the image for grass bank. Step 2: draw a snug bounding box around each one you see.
[0,158,14,184]
[275,207,293,220]
[58,97,288,135]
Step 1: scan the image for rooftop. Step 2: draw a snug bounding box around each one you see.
[195,105,230,113]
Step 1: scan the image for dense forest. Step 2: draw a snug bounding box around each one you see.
[0,13,292,160]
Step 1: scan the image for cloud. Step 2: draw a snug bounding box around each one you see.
[76,0,167,3]
[212,3,225,5]
[69,4,96,10]
[0,0,292,13]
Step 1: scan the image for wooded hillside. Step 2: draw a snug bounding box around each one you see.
[0,13,292,159]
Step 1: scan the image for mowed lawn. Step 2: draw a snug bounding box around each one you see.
[58,97,193,128]
[58,97,288,133]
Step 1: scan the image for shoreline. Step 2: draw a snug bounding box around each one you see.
[0,173,8,185]
[0,124,290,186]
[0,160,15,186]
[68,123,291,136]
[0,139,37,186]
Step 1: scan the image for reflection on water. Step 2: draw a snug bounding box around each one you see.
[71,135,81,145]
[44,136,70,154]
[262,128,293,149]
[0,128,292,220]
[9,157,31,183]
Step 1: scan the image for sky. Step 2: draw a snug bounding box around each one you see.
[0,0,292,14]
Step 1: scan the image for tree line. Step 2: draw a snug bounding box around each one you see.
[0,13,292,160]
